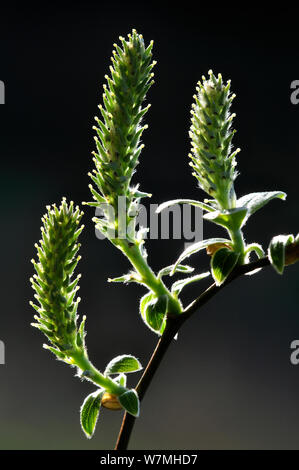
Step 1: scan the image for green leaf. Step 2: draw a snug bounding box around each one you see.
[140,292,167,334]
[80,389,105,439]
[107,275,131,283]
[171,238,231,275]
[211,247,240,285]
[145,295,168,333]
[140,291,155,321]
[107,272,138,283]
[237,191,286,225]
[268,234,294,274]
[104,354,142,376]
[245,243,265,259]
[43,344,66,360]
[171,272,210,295]
[244,243,265,275]
[77,315,87,350]
[156,199,214,214]
[114,373,127,387]
[203,207,248,231]
[244,243,265,267]
[158,264,194,279]
[131,188,152,199]
[118,389,140,417]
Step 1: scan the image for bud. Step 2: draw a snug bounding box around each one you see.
[189,70,239,210]
[101,392,122,410]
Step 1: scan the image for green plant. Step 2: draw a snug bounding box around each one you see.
[30,29,299,449]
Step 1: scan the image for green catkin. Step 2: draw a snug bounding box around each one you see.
[85,29,155,241]
[189,70,240,210]
[30,198,128,397]
[30,198,86,362]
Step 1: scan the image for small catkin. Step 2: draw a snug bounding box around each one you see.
[85,29,155,240]
[30,198,86,362]
[189,70,240,210]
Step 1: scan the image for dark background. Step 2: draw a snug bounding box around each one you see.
[0,2,298,450]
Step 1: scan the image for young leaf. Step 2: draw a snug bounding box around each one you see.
[114,373,127,387]
[140,291,155,321]
[244,243,265,275]
[42,344,66,361]
[237,191,286,225]
[203,207,248,231]
[157,264,194,279]
[244,243,265,260]
[285,234,299,266]
[80,389,105,439]
[171,238,232,275]
[145,295,168,332]
[171,272,210,295]
[104,354,142,376]
[156,199,214,214]
[131,187,152,200]
[211,247,240,285]
[118,389,140,417]
[268,234,294,274]
[107,272,139,283]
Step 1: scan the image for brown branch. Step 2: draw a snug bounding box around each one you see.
[114,242,299,450]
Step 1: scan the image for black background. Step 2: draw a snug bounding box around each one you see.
[0,2,298,450]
